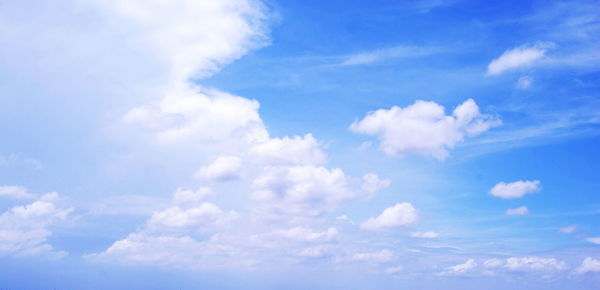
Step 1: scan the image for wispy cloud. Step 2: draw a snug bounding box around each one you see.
[339,45,442,66]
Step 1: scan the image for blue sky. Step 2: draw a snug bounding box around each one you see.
[0,0,599,289]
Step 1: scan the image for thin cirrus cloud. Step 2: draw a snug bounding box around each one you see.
[350,99,501,160]
[486,42,555,75]
[339,45,442,66]
[505,206,529,216]
[489,180,541,199]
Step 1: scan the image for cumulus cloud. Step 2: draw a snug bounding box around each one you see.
[194,156,243,181]
[123,85,268,145]
[248,134,326,166]
[361,203,418,231]
[350,99,500,160]
[440,259,477,276]
[0,193,73,258]
[411,231,439,238]
[172,187,214,205]
[489,180,541,199]
[252,166,388,217]
[351,249,395,263]
[0,185,34,199]
[506,206,529,216]
[574,257,600,274]
[487,42,555,75]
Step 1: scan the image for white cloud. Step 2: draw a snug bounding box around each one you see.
[559,225,577,234]
[340,45,440,66]
[516,76,534,89]
[574,257,600,274]
[351,249,394,263]
[487,42,555,75]
[0,185,34,199]
[385,265,404,274]
[361,203,418,231]
[441,259,477,275]
[172,187,214,205]
[194,156,243,181]
[94,0,269,80]
[148,202,238,231]
[586,237,600,244]
[248,134,326,166]
[0,194,72,258]
[483,258,504,268]
[350,99,500,160]
[489,180,541,199]
[252,166,387,217]
[123,85,268,145]
[504,257,567,272]
[506,206,529,216]
[411,231,439,238]
[277,227,338,243]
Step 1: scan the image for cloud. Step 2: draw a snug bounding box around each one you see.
[0,193,73,258]
[351,249,395,263]
[248,134,326,166]
[487,42,555,75]
[252,166,388,217]
[350,99,500,160]
[559,225,577,234]
[172,187,214,205]
[194,156,243,181]
[505,206,529,216]
[361,203,418,231]
[276,227,338,243]
[340,45,440,66]
[586,237,600,245]
[516,76,534,89]
[483,258,504,268]
[123,85,268,145]
[489,180,541,199]
[440,259,477,276]
[0,185,35,199]
[574,257,600,274]
[504,257,567,272]
[411,231,439,238]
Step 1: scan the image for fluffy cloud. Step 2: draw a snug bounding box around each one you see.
[504,257,567,272]
[574,257,600,274]
[487,42,554,75]
[440,259,477,276]
[411,231,438,238]
[489,180,541,199]
[123,85,268,145]
[506,206,529,216]
[349,99,500,160]
[0,185,34,199]
[172,187,214,205]
[194,156,243,181]
[252,166,389,217]
[351,249,395,263]
[0,193,72,258]
[248,134,326,166]
[361,203,418,231]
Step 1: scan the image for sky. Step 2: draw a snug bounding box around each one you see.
[0,0,599,289]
